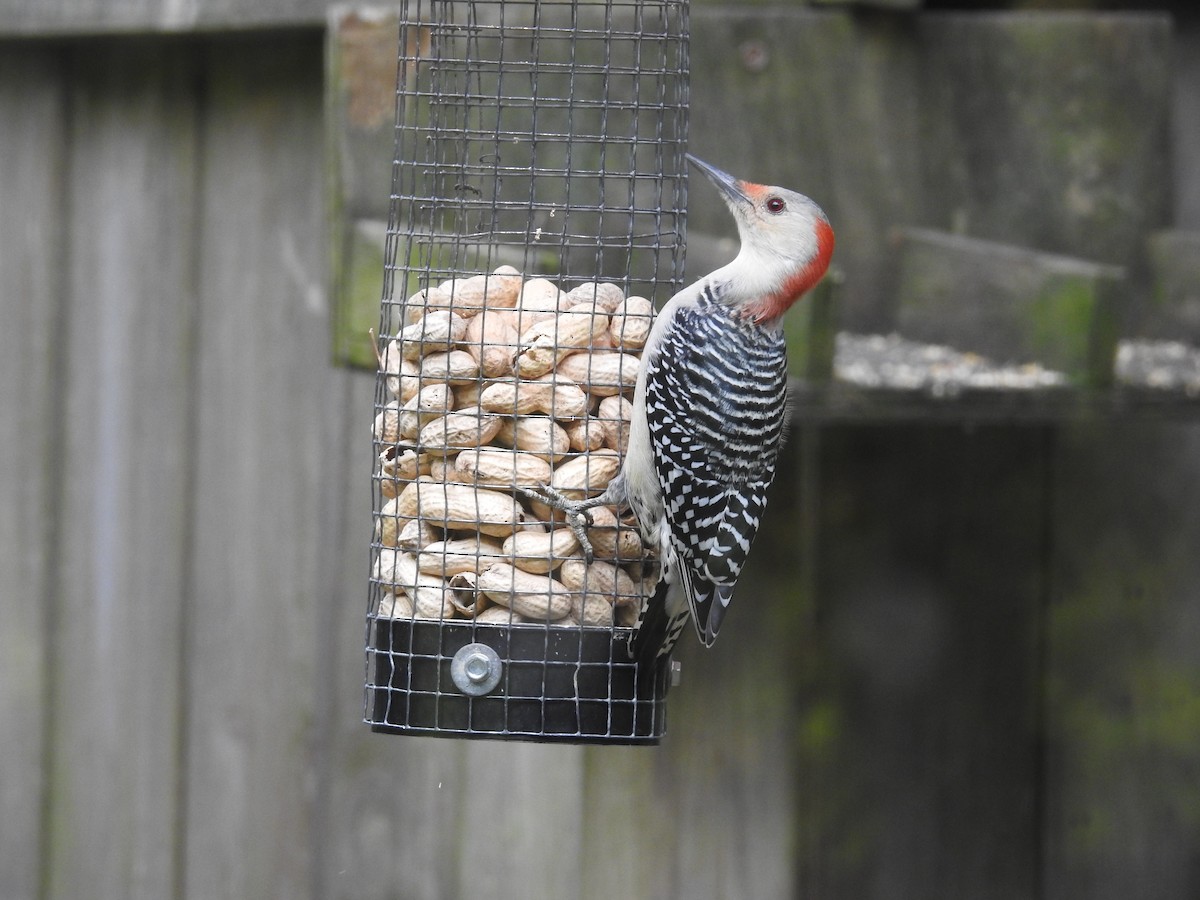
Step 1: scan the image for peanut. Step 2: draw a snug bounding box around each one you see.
[399,310,468,359]
[584,505,646,563]
[447,571,491,618]
[390,476,428,518]
[398,479,529,536]
[372,400,401,445]
[377,495,412,548]
[565,281,626,313]
[394,517,441,552]
[556,351,640,396]
[503,527,581,574]
[476,563,573,620]
[478,374,588,420]
[565,416,606,452]
[598,395,634,453]
[377,591,415,619]
[516,302,611,378]
[453,447,553,490]
[374,548,457,619]
[550,448,621,499]
[379,446,435,497]
[503,278,565,334]
[452,381,489,410]
[417,537,505,577]
[495,416,570,462]
[419,349,480,385]
[474,604,529,625]
[416,406,503,455]
[559,556,640,605]
[462,311,519,378]
[382,341,422,401]
[428,268,523,318]
[401,288,433,326]
[426,457,460,482]
[571,593,617,627]
[398,383,454,440]
[608,295,654,350]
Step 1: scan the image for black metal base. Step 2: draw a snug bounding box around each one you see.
[365,617,670,744]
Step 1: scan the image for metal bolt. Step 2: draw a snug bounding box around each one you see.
[451,642,503,696]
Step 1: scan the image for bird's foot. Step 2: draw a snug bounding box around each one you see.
[519,484,598,563]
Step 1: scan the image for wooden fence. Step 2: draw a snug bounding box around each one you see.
[3,4,1200,899]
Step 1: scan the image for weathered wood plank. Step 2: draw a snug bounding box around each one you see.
[41,41,200,900]
[180,34,328,899]
[688,8,922,332]
[1044,423,1200,900]
[581,745,678,899]
[918,12,1171,271]
[794,425,1046,898]
[0,0,328,35]
[0,44,66,900]
[1142,230,1200,341]
[455,743,585,899]
[1176,21,1200,228]
[894,228,1124,386]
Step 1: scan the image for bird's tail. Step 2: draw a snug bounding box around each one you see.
[628,575,689,662]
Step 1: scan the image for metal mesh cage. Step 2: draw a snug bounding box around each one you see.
[366,0,689,743]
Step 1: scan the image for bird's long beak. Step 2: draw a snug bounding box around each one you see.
[686,154,752,207]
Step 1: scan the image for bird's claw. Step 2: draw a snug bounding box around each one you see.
[519,483,597,563]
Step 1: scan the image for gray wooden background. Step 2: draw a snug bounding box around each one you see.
[3,2,1200,899]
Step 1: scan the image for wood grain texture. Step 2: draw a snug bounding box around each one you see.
[40,41,199,900]
[687,8,922,332]
[1044,423,1200,900]
[0,0,328,35]
[0,44,65,900]
[179,33,328,900]
[795,426,1047,898]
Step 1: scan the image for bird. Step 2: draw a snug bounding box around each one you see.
[527,155,834,660]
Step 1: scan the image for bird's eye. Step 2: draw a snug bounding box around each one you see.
[766,196,786,214]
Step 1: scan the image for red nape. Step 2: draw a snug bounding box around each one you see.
[740,218,836,326]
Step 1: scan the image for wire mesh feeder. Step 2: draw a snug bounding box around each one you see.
[365,0,690,743]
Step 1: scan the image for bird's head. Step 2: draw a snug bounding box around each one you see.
[688,155,835,327]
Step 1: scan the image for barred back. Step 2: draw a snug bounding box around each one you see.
[634,289,789,654]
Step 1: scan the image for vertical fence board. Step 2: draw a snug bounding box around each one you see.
[180,34,328,900]
[581,745,679,900]
[1045,423,1200,900]
[0,44,65,900]
[39,41,199,900]
[455,743,585,899]
[795,426,1046,899]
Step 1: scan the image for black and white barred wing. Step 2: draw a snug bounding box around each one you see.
[643,300,788,647]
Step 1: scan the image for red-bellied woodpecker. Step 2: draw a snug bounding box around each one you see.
[528,155,834,660]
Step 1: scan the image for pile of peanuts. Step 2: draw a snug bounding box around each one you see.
[372,265,658,628]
